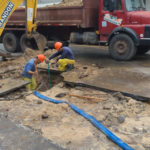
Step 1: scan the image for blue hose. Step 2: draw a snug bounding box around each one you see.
[34,91,134,150]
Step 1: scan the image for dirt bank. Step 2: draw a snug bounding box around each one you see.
[0,48,57,79]
[0,83,150,150]
[46,0,82,7]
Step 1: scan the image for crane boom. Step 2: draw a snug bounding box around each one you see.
[0,0,46,51]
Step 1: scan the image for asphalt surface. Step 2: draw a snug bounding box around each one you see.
[0,44,22,61]
[0,116,68,150]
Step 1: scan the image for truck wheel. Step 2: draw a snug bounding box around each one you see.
[3,33,20,53]
[20,34,37,52]
[136,46,150,55]
[109,34,137,61]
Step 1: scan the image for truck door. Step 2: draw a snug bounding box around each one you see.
[99,0,124,36]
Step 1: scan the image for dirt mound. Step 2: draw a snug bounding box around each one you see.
[0,48,56,79]
[46,0,82,7]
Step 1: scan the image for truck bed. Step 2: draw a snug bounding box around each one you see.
[7,0,100,29]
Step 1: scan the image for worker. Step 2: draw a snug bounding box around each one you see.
[46,42,75,72]
[21,54,45,90]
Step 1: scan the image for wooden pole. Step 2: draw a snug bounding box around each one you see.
[67,94,106,101]
[34,61,39,85]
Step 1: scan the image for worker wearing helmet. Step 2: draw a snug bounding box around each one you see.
[46,42,75,72]
[21,54,45,90]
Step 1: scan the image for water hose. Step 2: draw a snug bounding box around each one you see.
[34,91,134,150]
[48,63,51,89]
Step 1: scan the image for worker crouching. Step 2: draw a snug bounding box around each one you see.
[46,42,75,72]
[21,54,45,90]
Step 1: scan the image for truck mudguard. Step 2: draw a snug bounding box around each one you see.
[107,27,140,46]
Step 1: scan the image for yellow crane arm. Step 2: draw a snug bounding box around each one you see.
[0,0,24,36]
[0,0,46,51]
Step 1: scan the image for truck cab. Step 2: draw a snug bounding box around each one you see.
[99,0,150,60]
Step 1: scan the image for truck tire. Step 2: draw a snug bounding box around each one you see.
[109,34,137,61]
[3,33,20,53]
[20,34,37,52]
[136,46,150,55]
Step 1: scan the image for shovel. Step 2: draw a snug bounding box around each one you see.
[55,93,106,101]
[34,61,39,86]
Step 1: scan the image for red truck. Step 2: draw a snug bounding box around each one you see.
[1,0,149,61]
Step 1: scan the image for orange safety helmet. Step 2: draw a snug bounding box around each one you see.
[38,54,45,62]
[55,42,62,51]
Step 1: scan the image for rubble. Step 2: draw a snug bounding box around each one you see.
[0,84,149,150]
[103,103,111,110]
[0,47,150,149]
[42,114,49,119]
[37,100,43,104]
[46,0,82,7]
[0,48,56,79]
[118,115,126,123]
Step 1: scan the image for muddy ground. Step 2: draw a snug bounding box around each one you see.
[0,48,57,80]
[0,48,150,150]
[0,81,150,150]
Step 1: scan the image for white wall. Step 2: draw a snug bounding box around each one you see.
[146,0,150,11]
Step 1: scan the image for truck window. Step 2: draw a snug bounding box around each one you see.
[125,0,146,11]
[103,0,122,11]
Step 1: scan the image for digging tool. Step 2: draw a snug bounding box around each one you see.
[55,93,106,101]
[34,62,39,86]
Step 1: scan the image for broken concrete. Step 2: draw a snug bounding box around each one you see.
[61,68,150,100]
[0,116,68,150]
[0,78,30,96]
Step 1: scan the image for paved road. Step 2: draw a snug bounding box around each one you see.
[0,44,22,61]
[0,116,68,150]
[1,43,150,72]
[69,44,150,72]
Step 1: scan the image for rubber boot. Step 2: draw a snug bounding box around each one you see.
[65,64,72,72]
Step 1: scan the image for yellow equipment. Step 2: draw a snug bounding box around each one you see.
[0,0,46,51]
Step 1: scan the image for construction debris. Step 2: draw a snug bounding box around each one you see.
[78,73,88,79]
[0,84,149,150]
[0,78,30,96]
[118,115,126,123]
[0,48,56,80]
[37,100,43,104]
[0,83,4,88]
[83,66,88,69]
[46,0,82,7]
[42,114,49,119]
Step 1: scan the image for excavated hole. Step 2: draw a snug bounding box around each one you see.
[38,71,63,92]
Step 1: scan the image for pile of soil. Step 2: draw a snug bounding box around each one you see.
[0,48,56,79]
[0,84,150,150]
[46,0,82,7]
